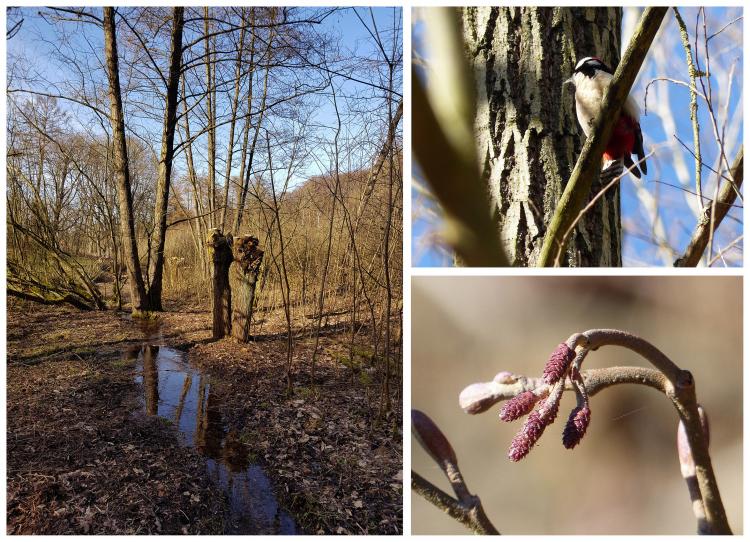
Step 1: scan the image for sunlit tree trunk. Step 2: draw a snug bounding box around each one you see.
[463,7,622,266]
[148,7,184,310]
[102,7,149,313]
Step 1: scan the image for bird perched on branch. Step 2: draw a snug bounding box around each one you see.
[567,56,647,180]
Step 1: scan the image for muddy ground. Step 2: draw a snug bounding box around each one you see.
[7,300,403,535]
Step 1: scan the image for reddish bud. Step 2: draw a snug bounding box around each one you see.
[499,391,538,422]
[543,343,576,384]
[412,409,457,467]
[562,405,591,449]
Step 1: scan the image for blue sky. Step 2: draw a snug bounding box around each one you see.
[412,7,743,267]
[7,6,402,189]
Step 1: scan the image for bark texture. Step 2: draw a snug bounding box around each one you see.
[207,229,233,339]
[103,7,149,311]
[229,236,264,342]
[463,7,622,266]
[148,7,184,310]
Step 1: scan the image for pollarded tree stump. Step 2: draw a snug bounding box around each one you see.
[206,229,233,340]
[229,235,264,342]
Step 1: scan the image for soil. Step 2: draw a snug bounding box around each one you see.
[6,299,403,535]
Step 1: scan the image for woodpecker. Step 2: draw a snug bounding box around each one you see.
[568,56,647,178]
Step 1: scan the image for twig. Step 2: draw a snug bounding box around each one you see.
[644,77,709,110]
[708,234,743,266]
[674,147,743,266]
[678,406,711,534]
[706,15,743,42]
[460,329,731,534]
[411,472,498,535]
[552,151,655,266]
[537,7,668,267]
[673,8,703,211]
[412,410,500,534]
[673,134,735,184]
[649,180,742,209]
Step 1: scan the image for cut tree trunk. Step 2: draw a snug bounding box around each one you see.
[207,229,233,339]
[463,7,622,266]
[229,235,264,342]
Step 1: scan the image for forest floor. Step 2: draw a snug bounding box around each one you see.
[6,300,403,535]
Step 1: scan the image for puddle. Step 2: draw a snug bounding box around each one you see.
[123,345,297,535]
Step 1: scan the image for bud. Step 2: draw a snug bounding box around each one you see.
[412,409,457,467]
[562,405,591,449]
[543,343,576,384]
[499,391,538,422]
[459,382,499,414]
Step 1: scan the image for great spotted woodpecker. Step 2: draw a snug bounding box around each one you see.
[568,56,647,178]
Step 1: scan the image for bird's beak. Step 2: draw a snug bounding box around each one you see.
[563,77,574,89]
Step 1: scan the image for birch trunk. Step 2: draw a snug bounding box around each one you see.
[463,7,622,266]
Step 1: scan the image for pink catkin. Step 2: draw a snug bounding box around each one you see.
[543,343,576,384]
[540,394,560,425]
[508,411,544,461]
[562,405,591,449]
[499,391,538,422]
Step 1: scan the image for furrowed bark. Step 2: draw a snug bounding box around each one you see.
[207,229,233,339]
[537,7,668,266]
[229,235,264,342]
[464,7,623,266]
[102,7,149,313]
[148,7,184,310]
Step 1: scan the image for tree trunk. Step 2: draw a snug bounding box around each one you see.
[148,7,184,311]
[102,7,149,313]
[207,229,233,339]
[229,236,264,342]
[462,7,622,266]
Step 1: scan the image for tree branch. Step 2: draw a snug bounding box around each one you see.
[537,7,668,267]
[459,328,731,534]
[412,410,500,535]
[674,147,743,266]
[411,472,499,535]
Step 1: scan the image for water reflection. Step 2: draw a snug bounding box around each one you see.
[130,345,296,535]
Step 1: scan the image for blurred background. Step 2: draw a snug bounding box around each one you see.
[412,276,742,534]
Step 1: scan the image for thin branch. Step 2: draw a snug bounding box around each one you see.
[411,472,499,535]
[674,147,743,266]
[706,15,743,41]
[412,410,500,535]
[708,234,743,266]
[673,8,704,211]
[460,329,731,534]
